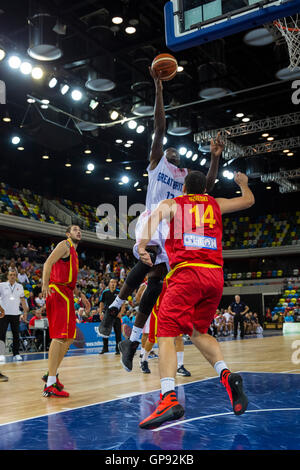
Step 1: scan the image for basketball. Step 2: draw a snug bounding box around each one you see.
[151,53,178,81]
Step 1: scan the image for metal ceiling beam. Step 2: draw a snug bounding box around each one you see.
[194,112,300,140]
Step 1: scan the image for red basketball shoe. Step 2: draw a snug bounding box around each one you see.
[42,373,64,391]
[43,383,69,397]
[139,391,184,429]
[221,369,248,415]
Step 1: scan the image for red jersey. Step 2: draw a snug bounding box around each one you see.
[50,238,79,290]
[165,194,223,269]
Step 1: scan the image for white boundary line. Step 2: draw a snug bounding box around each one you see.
[154,407,300,432]
[0,371,298,428]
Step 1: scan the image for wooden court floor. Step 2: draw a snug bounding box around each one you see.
[0,334,299,426]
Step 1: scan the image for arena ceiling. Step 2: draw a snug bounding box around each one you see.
[0,0,299,215]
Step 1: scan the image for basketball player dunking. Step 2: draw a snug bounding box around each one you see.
[137,170,254,429]
[41,225,81,397]
[99,67,224,372]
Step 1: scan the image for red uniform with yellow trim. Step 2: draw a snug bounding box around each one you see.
[46,239,79,339]
[150,194,224,339]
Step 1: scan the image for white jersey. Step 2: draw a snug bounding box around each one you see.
[145,156,188,210]
[133,156,188,266]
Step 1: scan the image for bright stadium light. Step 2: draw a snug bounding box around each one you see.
[8,55,21,69]
[20,61,32,75]
[60,84,70,95]
[87,163,94,171]
[31,66,44,79]
[192,154,198,161]
[11,136,20,145]
[179,146,187,156]
[136,125,145,134]
[186,150,193,158]
[200,158,206,166]
[121,175,129,184]
[71,89,82,101]
[48,77,58,88]
[128,120,137,129]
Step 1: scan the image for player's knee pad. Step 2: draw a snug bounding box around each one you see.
[126,248,158,289]
[139,277,163,317]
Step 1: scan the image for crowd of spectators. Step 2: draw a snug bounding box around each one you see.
[0,241,139,351]
[209,308,263,338]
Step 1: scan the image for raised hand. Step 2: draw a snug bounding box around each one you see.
[210,132,224,158]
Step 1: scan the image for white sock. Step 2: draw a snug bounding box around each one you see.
[161,377,175,396]
[177,351,184,368]
[47,375,56,387]
[140,347,145,357]
[142,350,150,362]
[214,360,228,377]
[109,296,124,310]
[130,326,143,343]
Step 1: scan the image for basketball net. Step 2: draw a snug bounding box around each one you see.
[274,14,300,69]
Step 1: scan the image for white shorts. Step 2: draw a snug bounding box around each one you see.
[142,315,151,334]
[133,209,170,267]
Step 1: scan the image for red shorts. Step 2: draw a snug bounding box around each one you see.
[46,284,76,339]
[155,265,224,338]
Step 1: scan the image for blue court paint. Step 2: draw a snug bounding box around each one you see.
[0,372,299,450]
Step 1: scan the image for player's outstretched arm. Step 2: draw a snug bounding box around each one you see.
[42,240,70,298]
[138,199,177,266]
[206,132,224,193]
[216,172,255,215]
[149,67,165,171]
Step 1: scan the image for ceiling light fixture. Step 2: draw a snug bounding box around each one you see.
[179,147,187,156]
[17,147,24,151]
[236,113,244,118]
[8,55,21,69]
[125,26,136,34]
[242,117,250,122]
[186,150,193,158]
[110,110,119,120]
[192,154,198,161]
[134,181,139,187]
[87,163,94,171]
[0,48,6,62]
[136,125,145,134]
[106,158,112,162]
[128,120,137,130]
[60,84,69,95]
[20,62,32,75]
[104,177,110,180]
[42,154,49,159]
[262,133,269,137]
[71,89,82,101]
[11,136,20,145]
[48,77,58,88]
[112,16,123,25]
[31,66,44,79]
[200,158,206,166]
[65,163,72,167]
[287,152,294,156]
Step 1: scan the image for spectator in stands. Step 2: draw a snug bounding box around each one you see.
[18,268,29,285]
[223,309,234,335]
[228,295,249,339]
[35,292,45,309]
[29,309,50,351]
[284,311,295,322]
[28,291,37,310]
[21,257,31,270]
[264,308,273,323]
[243,312,253,335]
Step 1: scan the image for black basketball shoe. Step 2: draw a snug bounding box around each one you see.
[118,339,139,372]
[98,307,119,338]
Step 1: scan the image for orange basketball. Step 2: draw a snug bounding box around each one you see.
[151,53,178,81]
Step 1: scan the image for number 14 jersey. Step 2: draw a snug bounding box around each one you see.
[165,194,223,269]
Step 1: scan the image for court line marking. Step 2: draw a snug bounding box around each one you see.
[0,371,298,428]
[153,408,300,432]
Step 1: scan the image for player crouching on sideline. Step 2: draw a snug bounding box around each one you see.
[137,170,254,429]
